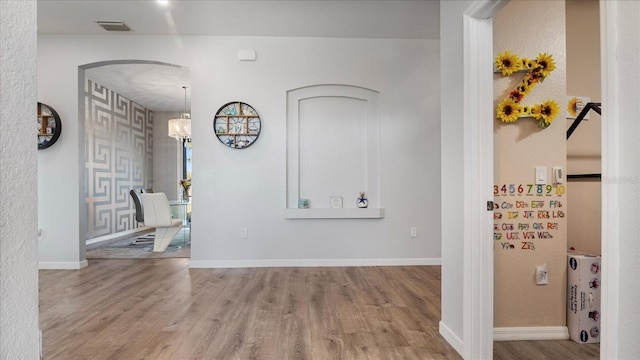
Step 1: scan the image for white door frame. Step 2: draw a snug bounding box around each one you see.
[598,1,619,358]
[462,1,509,358]
[463,0,618,358]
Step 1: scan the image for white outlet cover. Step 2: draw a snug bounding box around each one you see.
[536,264,549,285]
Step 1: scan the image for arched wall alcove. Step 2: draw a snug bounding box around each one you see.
[285,84,384,219]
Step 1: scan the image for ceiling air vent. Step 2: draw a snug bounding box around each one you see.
[96,21,131,32]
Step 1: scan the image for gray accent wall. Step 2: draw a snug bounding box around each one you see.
[84,79,153,239]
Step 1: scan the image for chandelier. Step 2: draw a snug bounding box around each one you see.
[168,86,191,141]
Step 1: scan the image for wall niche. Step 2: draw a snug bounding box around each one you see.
[285,84,384,219]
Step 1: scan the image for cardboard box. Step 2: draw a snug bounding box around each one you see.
[567,254,601,343]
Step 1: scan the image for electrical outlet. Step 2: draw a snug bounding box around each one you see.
[240,228,248,239]
[410,227,417,237]
[536,264,549,285]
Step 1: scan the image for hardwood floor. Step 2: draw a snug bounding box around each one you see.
[40,259,459,360]
[40,259,600,360]
[494,340,598,360]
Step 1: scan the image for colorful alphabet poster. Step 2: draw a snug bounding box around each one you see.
[493,183,565,251]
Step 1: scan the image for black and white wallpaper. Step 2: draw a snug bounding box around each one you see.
[85,79,153,239]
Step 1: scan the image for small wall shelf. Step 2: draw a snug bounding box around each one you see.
[284,208,385,219]
[213,101,261,149]
[37,102,62,150]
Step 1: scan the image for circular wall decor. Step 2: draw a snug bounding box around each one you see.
[37,102,62,150]
[213,102,261,149]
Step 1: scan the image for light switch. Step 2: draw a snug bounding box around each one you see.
[535,166,547,185]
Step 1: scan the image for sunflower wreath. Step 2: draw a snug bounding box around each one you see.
[495,51,559,129]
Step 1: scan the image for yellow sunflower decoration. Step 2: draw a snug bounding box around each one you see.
[495,51,522,76]
[534,52,556,77]
[530,104,542,119]
[567,97,580,117]
[497,98,521,123]
[536,100,560,128]
[521,58,536,70]
[516,81,533,96]
[494,50,559,129]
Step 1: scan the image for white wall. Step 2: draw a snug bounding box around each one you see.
[37,35,441,267]
[602,1,640,357]
[0,0,40,357]
[37,42,84,268]
[439,0,475,353]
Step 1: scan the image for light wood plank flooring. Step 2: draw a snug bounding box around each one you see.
[494,340,598,360]
[40,259,600,359]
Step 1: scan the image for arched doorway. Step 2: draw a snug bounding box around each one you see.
[79,60,190,259]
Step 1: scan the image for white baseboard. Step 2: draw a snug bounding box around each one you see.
[86,227,152,245]
[493,326,569,341]
[439,321,464,356]
[39,260,88,270]
[189,258,441,268]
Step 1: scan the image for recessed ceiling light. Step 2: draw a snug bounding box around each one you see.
[156,0,169,6]
[96,21,131,32]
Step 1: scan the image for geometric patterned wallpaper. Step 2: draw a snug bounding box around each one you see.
[84,79,153,239]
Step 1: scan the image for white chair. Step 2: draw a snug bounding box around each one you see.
[140,193,183,252]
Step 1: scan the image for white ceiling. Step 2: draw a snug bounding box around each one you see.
[85,63,191,112]
[38,0,439,111]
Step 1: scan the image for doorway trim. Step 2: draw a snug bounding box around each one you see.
[462,1,509,358]
[78,59,187,261]
[462,0,618,358]
[599,1,619,358]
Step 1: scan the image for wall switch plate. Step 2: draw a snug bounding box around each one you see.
[535,166,547,185]
[240,228,248,239]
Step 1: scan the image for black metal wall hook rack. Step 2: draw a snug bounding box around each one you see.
[567,102,601,140]
[566,102,602,181]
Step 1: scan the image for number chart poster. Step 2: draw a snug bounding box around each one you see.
[493,183,566,251]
